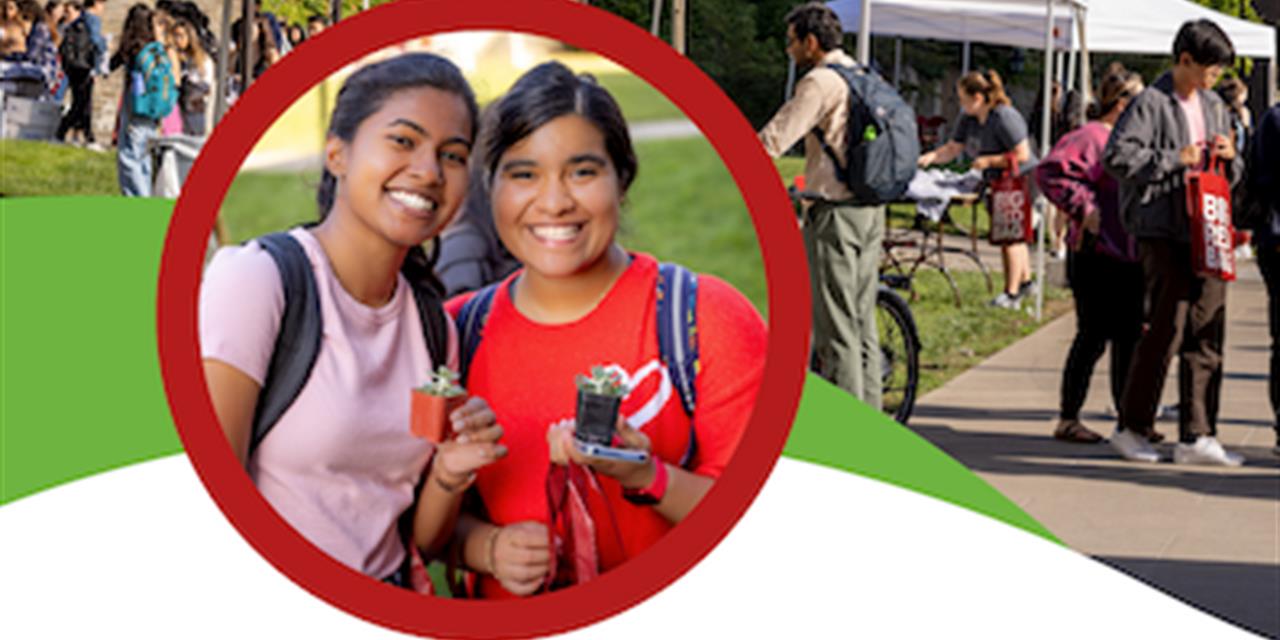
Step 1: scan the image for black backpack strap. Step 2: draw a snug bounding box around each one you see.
[455,282,500,387]
[251,232,323,454]
[407,283,450,373]
[810,63,869,187]
[655,263,700,469]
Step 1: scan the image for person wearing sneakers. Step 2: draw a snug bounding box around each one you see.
[1035,68,1145,444]
[918,69,1037,309]
[1250,102,1280,456]
[1103,20,1244,466]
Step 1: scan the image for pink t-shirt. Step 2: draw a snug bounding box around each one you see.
[199,228,458,579]
[1177,90,1207,149]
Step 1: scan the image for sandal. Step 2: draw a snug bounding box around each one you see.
[1054,419,1104,444]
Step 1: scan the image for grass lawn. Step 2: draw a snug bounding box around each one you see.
[1,140,116,197]
[220,135,767,314]
[594,72,684,123]
[908,270,1071,398]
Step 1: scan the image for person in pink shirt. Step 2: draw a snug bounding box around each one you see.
[1103,19,1244,466]
[200,53,506,586]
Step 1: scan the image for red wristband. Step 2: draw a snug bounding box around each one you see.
[623,460,668,506]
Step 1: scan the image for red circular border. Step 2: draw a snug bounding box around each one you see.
[157,1,809,637]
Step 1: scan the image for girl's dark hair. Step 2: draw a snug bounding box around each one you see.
[957,69,1012,107]
[115,3,154,66]
[478,61,636,193]
[1215,76,1247,108]
[315,53,479,296]
[1088,68,1143,120]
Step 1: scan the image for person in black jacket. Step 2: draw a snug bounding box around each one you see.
[1103,19,1244,466]
[1250,102,1280,456]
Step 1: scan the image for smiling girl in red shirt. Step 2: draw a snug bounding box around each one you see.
[443,62,767,598]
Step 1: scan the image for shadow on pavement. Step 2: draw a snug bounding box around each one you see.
[1095,555,1280,639]
[913,403,1275,430]
[909,422,1280,502]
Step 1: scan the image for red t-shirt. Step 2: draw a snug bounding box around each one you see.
[445,253,766,598]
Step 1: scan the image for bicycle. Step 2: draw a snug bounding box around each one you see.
[792,186,921,424]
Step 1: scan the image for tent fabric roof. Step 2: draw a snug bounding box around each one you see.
[828,0,1277,59]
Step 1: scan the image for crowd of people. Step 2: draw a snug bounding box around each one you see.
[760,3,1280,465]
[2,0,332,196]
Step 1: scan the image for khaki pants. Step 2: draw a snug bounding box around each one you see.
[804,201,885,410]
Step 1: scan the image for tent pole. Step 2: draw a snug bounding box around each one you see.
[857,0,871,65]
[961,40,970,75]
[1035,0,1054,322]
[213,0,231,124]
[1066,38,1077,91]
[785,58,796,101]
[1077,5,1091,117]
[650,0,662,36]
[1264,57,1274,103]
[893,37,902,87]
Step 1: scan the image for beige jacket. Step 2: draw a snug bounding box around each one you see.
[758,49,856,201]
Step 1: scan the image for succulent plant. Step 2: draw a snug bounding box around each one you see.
[417,365,465,397]
[575,365,629,397]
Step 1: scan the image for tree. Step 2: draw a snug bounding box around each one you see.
[593,0,796,128]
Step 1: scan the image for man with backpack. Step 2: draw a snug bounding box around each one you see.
[55,0,105,146]
[759,2,916,410]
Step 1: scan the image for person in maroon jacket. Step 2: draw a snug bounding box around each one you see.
[1035,68,1145,444]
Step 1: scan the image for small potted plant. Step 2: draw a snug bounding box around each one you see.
[574,365,629,446]
[410,365,465,443]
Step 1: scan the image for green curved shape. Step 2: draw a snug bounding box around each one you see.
[1,196,1058,548]
[783,374,1061,544]
[1,196,182,505]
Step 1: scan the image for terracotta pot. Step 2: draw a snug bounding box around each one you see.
[575,390,621,446]
[410,391,457,443]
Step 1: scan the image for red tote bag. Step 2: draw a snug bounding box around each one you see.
[1185,152,1237,281]
[988,153,1034,245]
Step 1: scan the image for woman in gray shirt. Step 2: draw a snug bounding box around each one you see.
[919,70,1035,309]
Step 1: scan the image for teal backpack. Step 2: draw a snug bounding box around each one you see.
[130,42,177,121]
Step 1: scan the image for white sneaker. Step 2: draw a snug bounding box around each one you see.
[1109,427,1160,463]
[990,292,1021,309]
[1173,436,1244,467]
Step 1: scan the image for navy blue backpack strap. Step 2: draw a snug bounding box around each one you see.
[251,232,323,454]
[655,263,699,469]
[455,282,500,386]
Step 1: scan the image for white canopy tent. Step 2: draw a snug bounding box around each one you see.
[828,0,1276,59]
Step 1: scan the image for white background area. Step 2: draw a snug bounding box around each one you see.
[0,456,1254,638]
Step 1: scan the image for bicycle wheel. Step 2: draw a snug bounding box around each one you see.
[877,285,920,424]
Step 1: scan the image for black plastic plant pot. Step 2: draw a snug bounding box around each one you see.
[575,390,621,446]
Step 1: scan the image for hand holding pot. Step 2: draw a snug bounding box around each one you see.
[550,416,656,490]
[432,396,506,491]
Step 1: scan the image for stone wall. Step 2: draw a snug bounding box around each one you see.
[89,0,225,143]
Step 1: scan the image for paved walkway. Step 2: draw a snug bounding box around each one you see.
[909,260,1280,638]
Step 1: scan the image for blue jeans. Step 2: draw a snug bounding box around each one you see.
[117,115,157,197]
